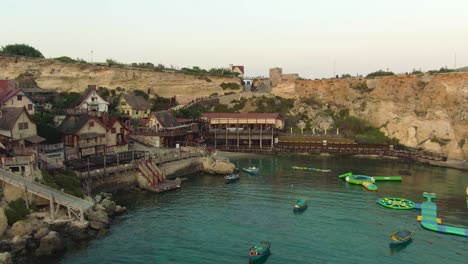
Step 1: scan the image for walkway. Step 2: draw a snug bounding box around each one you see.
[0,167,94,222]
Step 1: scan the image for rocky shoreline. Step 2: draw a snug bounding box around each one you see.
[0,193,126,264]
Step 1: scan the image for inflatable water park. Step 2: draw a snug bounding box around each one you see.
[417,192,468,237]
[338,172,402,191]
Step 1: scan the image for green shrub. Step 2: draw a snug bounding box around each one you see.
[458,138,465,148]
[220,82,241,90]
[40,170,83,198]
[365,70,395,79]
[0,44,44,58]
[54,56,77,63]
[4,199,30,225]
[350,82,372,92]
[430,136,451,146]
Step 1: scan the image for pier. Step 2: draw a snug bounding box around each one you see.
[0,167,93,222]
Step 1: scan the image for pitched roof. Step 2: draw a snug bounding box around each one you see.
[0,89,21,105]
[76,85,109,107]
[99,116,130,132]
[154,111,179,127]
[123,94,152,110]
[202,113,282,119]
[57,115,106,135]
[0,107,29,131]
[231,65,244,74]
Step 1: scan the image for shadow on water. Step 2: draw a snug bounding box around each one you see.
[248,253,270,264]
[389,239,413,254]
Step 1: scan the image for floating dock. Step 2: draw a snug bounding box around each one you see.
[418,192,468,237]
[372,176,402,181]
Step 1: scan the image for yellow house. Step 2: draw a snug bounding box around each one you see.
[117,94,151,119]
[0,107,38,141]
[100,116,130,154]
[0,89,36,115]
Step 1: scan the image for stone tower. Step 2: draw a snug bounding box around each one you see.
[269,67,283,87]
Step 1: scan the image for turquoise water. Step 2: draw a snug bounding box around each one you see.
[60,155,468,264]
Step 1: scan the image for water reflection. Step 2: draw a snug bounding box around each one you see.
[389,239,413,254]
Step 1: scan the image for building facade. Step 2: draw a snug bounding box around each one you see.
[75,85,109,113]
[117,94,151,119]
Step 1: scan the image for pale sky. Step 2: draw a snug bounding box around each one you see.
[1,0,467,78]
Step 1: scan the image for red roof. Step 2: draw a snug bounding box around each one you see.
[231,65,244,74]
[176,118,195,123]
[202,113,282,119]
[0,89,21,104]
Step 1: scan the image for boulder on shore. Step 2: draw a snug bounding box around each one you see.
[0,252,12,264]
[0,208,8,237]
[201,157,236,174]
[10,220,33,237]
[86,210,109,225]
[33,227,50,240]
[114,205,127,214]
[100,198,116,216]
[34,231,65,256]
[64,220,90,241]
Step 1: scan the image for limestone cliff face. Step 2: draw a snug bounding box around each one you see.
[0,57,241,97]
[272,73,468,161]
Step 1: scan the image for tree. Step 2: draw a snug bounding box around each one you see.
[0,44,44,58]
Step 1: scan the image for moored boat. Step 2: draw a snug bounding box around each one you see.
[399,170,412,176]
[224,174,240,184]
[377,197,415,210]
[249,241,271,262]
[294,199,308,211]
[242,167,259,174]
[390,230,414,245]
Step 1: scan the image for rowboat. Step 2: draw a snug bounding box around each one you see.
[292,166,331,172]
[224,174,240,184]
[293,199,308,211]
[390,230,414,245]
[377,197,415,210]
[249,241,271,262]
[242,167,259,174]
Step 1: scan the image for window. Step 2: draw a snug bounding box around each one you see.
[17,95,22,101]
[28,104,33,110]
[111,128,116,134]
[136,111,139,115]
[18,122,29,130]
[89,121,95,127]
[121,101,126,106]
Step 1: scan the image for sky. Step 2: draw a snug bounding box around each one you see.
[1,0,467,78]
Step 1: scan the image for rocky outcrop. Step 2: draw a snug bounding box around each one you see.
[34,231,65,256]
[9,221,32,237]
[0,56,242,98]
[200,157,236,174]
[0,252,12,264]
[0,192,126,262]
[0,209,7,237]
[272,73,468,163]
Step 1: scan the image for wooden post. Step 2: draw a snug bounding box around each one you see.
[67,207,72,219]
[260,125,263,148]
[55,204,61,216]
[225,127,228,148]
[271,128,274,149]
[50,194,55,220]
[214,129,217,149]
[248,127,251,148]
[23,184,29,209]
[103,154,107,177]
[237,127,239,148]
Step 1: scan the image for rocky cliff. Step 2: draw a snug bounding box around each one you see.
[0,57,241,97]
[272,73,468,161]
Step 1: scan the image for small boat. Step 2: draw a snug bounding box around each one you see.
[390,230,414,245]
[224,174,240,184]
[292,166,331,172]
[249,241,271,262]
[377,197,415,210]
[242,167,259,174]
[293,199,308,211]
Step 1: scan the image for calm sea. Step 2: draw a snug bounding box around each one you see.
[58,155,468,264]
